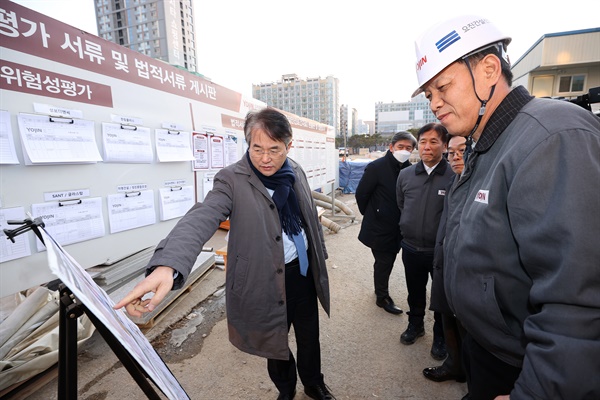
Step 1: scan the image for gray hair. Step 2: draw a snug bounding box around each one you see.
[391,131,417,148]
[244,107,293,146]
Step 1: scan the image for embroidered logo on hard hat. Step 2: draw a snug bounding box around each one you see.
[436,31,461,53]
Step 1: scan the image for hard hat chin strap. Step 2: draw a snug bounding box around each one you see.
[463,57,496,161]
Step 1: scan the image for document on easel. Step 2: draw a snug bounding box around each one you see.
[158,185,195,221]
[41,228,190,400]
[155,129,194,162]
[17,113,102,164]
[107,190,156,233]
[0,206,32,262]
[31,197,106,252]
[101,122,153,163]
[0,110,19,164]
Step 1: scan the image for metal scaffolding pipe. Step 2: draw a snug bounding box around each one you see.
[311,191,354,216]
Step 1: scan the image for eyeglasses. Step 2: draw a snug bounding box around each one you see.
[447,149,465,158]
[250,148,286,158]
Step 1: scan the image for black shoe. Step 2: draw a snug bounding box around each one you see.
[400,322,424,345]
[422,365,466,383]
[461,394,471,400]
[304,383,336,400]
[430,336,447,360]
[277,389,296,400]
[376,296,403,315]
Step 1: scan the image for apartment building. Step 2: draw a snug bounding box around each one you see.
[375,94,437,135]
[94,0,198,72]
[252,74,340,134]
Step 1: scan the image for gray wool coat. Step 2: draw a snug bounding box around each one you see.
[146,155,330,360]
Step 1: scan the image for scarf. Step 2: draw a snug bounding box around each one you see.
[247,152,305,236]
[247,152,308,275]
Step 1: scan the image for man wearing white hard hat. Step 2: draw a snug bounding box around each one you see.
[412,15,600,400]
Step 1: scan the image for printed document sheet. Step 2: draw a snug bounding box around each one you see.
[155,129,194,162]
[158,185,195,221]
[102,122,153,163]
[31,197,106,252]
[17,113,102,164]
[0,110,19,164]
[107,189,156,233]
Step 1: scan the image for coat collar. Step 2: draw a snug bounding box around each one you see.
[234,154,302,199]
[415,158,449,175]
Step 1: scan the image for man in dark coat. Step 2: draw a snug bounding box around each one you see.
[356,131,416,314]
[423,135,468,389]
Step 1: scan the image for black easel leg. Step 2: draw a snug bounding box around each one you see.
[58,288,80,399]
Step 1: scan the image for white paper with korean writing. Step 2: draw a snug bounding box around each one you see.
[31,197,106,252]
[0,110,19,164]
[17,112,102,164]
[101,122,153,163]
[40,228,189,400]
[107,189,156,234]
[158,185,195,221]
[209,135,224,169]
[155,128,193,162]
[192,132,209,170]
[224,133,239,167]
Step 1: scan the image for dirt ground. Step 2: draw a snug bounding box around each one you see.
[21,192,468,400]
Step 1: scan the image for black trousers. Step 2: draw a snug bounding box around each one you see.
[371,249,398,300]
[267,259,323,394]
[462,332,522,400]
[401,249,443,338]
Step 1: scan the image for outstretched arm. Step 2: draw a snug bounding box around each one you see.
[113,266,174,317]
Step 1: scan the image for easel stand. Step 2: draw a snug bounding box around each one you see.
[58,285,161,399]
[4,218,162,399]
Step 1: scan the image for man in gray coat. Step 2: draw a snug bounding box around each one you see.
[412,14,600,400]
[115,108,335,400]
[396,123,453,360]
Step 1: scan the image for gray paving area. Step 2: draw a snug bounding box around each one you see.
[17,193,467,400]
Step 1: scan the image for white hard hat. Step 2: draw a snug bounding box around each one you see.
[412,15,511,97]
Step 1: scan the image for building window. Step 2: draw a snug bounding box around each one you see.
[558,74,585,93]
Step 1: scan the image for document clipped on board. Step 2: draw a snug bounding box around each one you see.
[107,189,156,234]
[17,113,102,164]
[101,122,153,163]
[155,129,194,162]
[0,110,19,164]
[158,185,195,221]
[31,197,106,251]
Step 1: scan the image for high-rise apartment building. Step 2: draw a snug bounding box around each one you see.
[252,74,340,134]
[340,104,349,139]
[351,107,358,137]
[374,94,436,134]
[94,0,197,72]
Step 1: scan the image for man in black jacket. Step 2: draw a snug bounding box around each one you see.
[356,131,416,314]
[396,123,453,360]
